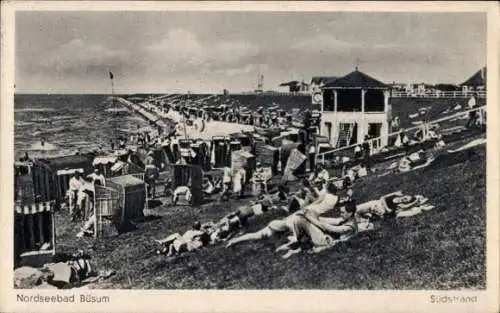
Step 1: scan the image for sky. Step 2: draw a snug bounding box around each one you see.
[15,11,486,94]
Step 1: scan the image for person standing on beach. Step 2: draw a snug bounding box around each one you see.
[68,171,84,221]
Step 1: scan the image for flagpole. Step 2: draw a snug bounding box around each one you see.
[109,71,116,150]
[183,92,188,140]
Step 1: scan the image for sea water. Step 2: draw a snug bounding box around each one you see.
[14,94,153,160]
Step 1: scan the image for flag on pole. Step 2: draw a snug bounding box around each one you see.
[109,71,114,80]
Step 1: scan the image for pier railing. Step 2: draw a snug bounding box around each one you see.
[315,105,486,165]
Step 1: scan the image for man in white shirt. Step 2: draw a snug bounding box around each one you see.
[68,171,83,219]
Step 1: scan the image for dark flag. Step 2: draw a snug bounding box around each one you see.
[109,71,114,80]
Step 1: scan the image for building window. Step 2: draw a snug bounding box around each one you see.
[323,90,335,111]
[368,123,382,138]
[337,89,362,112]
[364,90,385,112]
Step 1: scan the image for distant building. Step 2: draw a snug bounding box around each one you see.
[319,69,391,148]
[390,82,407,91]
[461,67,486,95]
[310,76,339,92]
[279,80,310,93]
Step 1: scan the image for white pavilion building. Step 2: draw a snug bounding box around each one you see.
[318,69,392,149]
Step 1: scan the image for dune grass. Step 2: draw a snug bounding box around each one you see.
[51,142,486,290]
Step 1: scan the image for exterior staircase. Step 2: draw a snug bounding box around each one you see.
[336,123,354,148]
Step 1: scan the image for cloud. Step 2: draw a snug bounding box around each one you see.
[145,29,259,71]
[215,64,269,77]
[212,41,259,64]
[44,39,128,70]
[291,34,355,53]
[291,33,414,56]
[146,29,204,66]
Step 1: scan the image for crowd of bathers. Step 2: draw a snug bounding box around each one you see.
[154,164,433,259]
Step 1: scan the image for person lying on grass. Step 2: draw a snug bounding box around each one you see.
[397,150,434,173]
[155,221,211,256]
[355,191,431,221]
[209,189,293,243]
[41,251,115,289]
[225,182,339,248]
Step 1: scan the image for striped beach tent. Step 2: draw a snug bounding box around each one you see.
[14,200,56,267]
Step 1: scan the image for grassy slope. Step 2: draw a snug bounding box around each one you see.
[53,144,486,290]
[391,97,485,130]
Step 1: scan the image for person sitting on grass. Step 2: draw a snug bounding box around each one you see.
[305,180,339,216]
[308,163,330,183]
[355,191,430,221]
[155,221,211,256]
[220,166,233,201]
[76,208,98,238]
[283,180,317,213]
[275,203,359,259]
[202,175,221,196]
[172,183,193,205]
[226,182,339,248]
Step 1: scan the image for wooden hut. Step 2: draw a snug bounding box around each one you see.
[256,145,279,175]
[190,141,210,170]
[231,150,256,182]
[106,175,147,225]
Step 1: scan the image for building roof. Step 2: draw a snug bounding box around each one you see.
[461,67,486,87]
[310,76,339,85]
[322,69,387,89]
[107,174,145,187]
[279,81,300,87]
[279,81,309,87]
